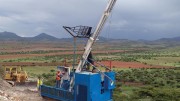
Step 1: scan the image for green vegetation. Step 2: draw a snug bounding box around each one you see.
[1,55,78,63]
[131,86,180,101]
[41,71,56,86]
[113,68,180,101]
[116,68,179,87]
[0,50,74,55]
[96,47,180,67]
[23,66,57,86]
[23,66,56,77]
[0,41,179,100]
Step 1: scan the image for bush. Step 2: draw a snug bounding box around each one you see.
[113,93,130,101]
[43,78,56,86]
[131,86,180,101]
[114,68,180,100]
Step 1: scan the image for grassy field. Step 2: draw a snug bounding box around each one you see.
[138,57,180,67]
[0,41,180,100]
[23,66,56,77]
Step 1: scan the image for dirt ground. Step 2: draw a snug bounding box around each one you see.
[1,60,173,68]
[0,79,54,101]
[98,61,173,68]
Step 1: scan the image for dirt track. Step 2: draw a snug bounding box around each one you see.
[0,79,54,101]
[97,61,173,68]
[0,60,173,68]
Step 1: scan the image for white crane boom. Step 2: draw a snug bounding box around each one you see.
[76,0,117,72]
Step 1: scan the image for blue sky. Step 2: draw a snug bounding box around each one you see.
[0,0,179,40]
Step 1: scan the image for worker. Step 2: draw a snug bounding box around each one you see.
[105,68,110,72]
[86,27,92,37]
[37,76,43,91]
[92,67,98,73]
[56,70,61,88]
[60,68,70,90]
[87,52,94,71]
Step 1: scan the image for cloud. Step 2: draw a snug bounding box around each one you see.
[0,0,179,40]
[107,0,180,40]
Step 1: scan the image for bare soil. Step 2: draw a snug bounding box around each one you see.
[0,79,54,101]
[1,60,173,68]
[98,61,173,68]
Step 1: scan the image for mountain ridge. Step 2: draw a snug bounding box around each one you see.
[0,31,21,40]
[0,31,179,44]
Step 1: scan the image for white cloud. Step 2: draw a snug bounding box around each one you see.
[0,0,179,40]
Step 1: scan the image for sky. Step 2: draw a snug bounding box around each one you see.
[0,0,179,40]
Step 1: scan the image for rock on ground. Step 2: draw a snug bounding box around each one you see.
[0,79,54,101]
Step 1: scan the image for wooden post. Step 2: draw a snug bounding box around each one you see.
[110,61,112,69]
[64,57,67,66]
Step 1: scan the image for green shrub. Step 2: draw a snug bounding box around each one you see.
[43,78,56,86]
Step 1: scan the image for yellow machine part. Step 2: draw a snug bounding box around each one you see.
[3,66,28,83]
[3,67,12,80]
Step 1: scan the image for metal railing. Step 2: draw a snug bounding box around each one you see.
[41,85,74,101]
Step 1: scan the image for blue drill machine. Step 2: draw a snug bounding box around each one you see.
[41,66,115,101]
[40,0,117,101]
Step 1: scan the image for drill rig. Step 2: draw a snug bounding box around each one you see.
[40,0,117,101]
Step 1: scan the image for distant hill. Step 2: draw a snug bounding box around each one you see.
[0,32,21,40]
[0,32,59,42]
[155,36,180,42]
[29,33,59,41]
[149,36,180,47]
[0,31,179,47]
